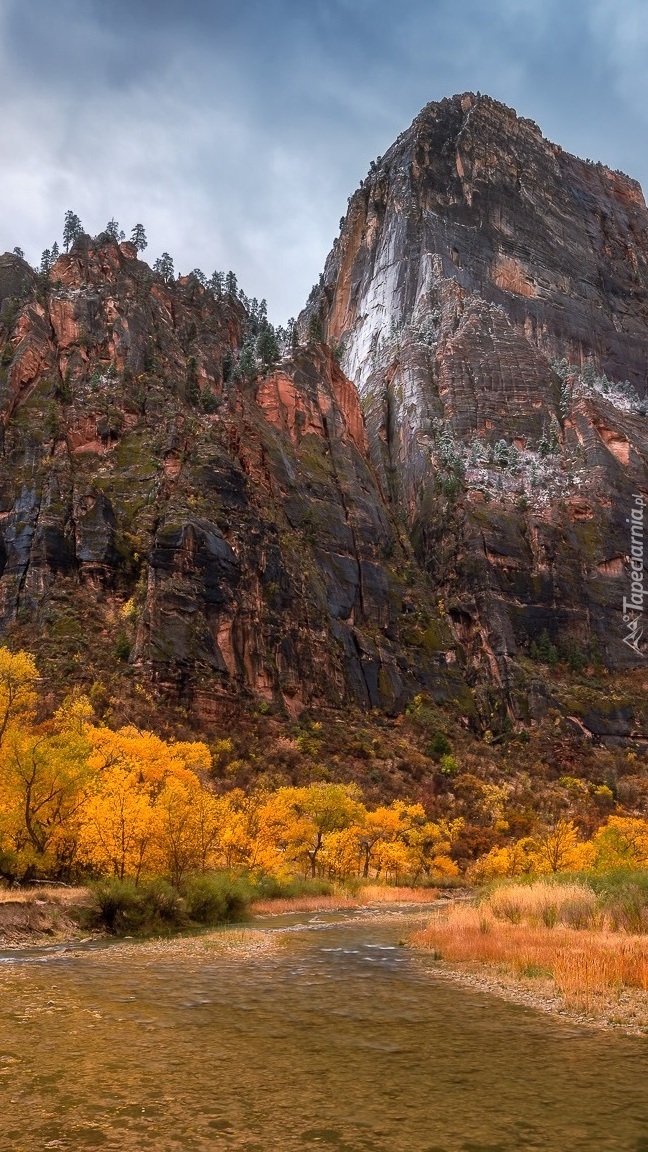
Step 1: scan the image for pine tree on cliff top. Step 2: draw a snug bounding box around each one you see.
[63,210,83,252]
[153,252,175,283]
[105,218,125,242]
[130,223,148,252]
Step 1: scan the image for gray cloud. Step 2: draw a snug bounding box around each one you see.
[1,0,646,321]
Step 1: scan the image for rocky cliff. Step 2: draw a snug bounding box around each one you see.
[0,237,466,718]
[2,92,648,752]
[306,93,648,684]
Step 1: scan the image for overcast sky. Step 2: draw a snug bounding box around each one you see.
[1,0,647,322]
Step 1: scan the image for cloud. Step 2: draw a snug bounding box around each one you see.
[589,0,648,113]
[0,0,645,322]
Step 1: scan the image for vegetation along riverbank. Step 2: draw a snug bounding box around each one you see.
[412,875,648,1034]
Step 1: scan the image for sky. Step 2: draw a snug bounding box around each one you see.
[1,0,647,323]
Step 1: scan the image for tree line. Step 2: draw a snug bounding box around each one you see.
[0,647,458,887]
[2,647,646,889]
[27,211,328,379]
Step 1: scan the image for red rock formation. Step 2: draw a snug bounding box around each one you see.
[0,239,462,715]
[304,92,648,680]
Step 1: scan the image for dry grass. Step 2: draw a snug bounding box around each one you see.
[250,894,360,915]
[413,884,648,1018]
[488,881,597,929]
[361,885,440,903]
[250,886,440,915]
[0,885,89,906]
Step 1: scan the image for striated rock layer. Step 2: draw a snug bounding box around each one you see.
[305,93,648,681]
[0,238,465,716]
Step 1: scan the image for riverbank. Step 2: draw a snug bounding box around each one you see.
[249,884,443,915]
[0,882,452,947]
[412,883,648,1035]
[0,887,94,946]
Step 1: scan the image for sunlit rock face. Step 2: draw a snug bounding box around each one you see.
[304,93,648,675]
[0,240,465,714]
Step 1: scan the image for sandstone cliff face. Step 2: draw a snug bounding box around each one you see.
[307,93,648,677]
[0,240,464,715]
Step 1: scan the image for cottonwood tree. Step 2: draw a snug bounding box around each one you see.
[0,648,38,748]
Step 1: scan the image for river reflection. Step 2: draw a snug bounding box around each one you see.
[1,907,648,1151]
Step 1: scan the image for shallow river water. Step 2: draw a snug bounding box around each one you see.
[1,907,648,1151]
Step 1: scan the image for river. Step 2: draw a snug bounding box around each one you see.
[1,906,648,1151]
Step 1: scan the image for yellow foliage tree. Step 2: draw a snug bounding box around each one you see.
[269,783,365,877]
[0,700,91,878]
[153,775,227,885]
[0,647,38,748]
[592,816,648,870]
[527,819,592,874]
[79,765,158,881]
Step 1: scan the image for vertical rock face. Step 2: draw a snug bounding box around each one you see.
[306,93,648,676]
[0,240,466,714]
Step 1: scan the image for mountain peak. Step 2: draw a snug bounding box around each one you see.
[301,96,648,675]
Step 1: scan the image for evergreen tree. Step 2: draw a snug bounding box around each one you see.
[12,247,24,259]
[256,321,280,368]
[189,268,207,286]
[51,241,60,262]
[307,312,324,344]
[225,270,238,297]
[130,223,148,252]
[289,318,299,350]
[209,271,224,297]
[153,252,175,283]
[105,218,125,241]
[235,339,257,382]
[63,210,83,252]
[40,249,53,275]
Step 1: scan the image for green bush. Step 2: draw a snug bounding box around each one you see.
[428,732,452,759]
[114,631,132,662]
[248,874,333,901]
[90,877,185,934]
[89,872,251,935]
[181,873,250,925]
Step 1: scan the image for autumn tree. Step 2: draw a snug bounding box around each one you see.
[530,819,592,873]
[273,783,365,877]
[0,647,38,748]
[356,801,424,879]
[154,775,226,885]
[0,696,92,878]
[592,816,648,870]
[79,765,158,881]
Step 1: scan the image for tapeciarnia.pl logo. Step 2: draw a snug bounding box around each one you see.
[622,493,646,655]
